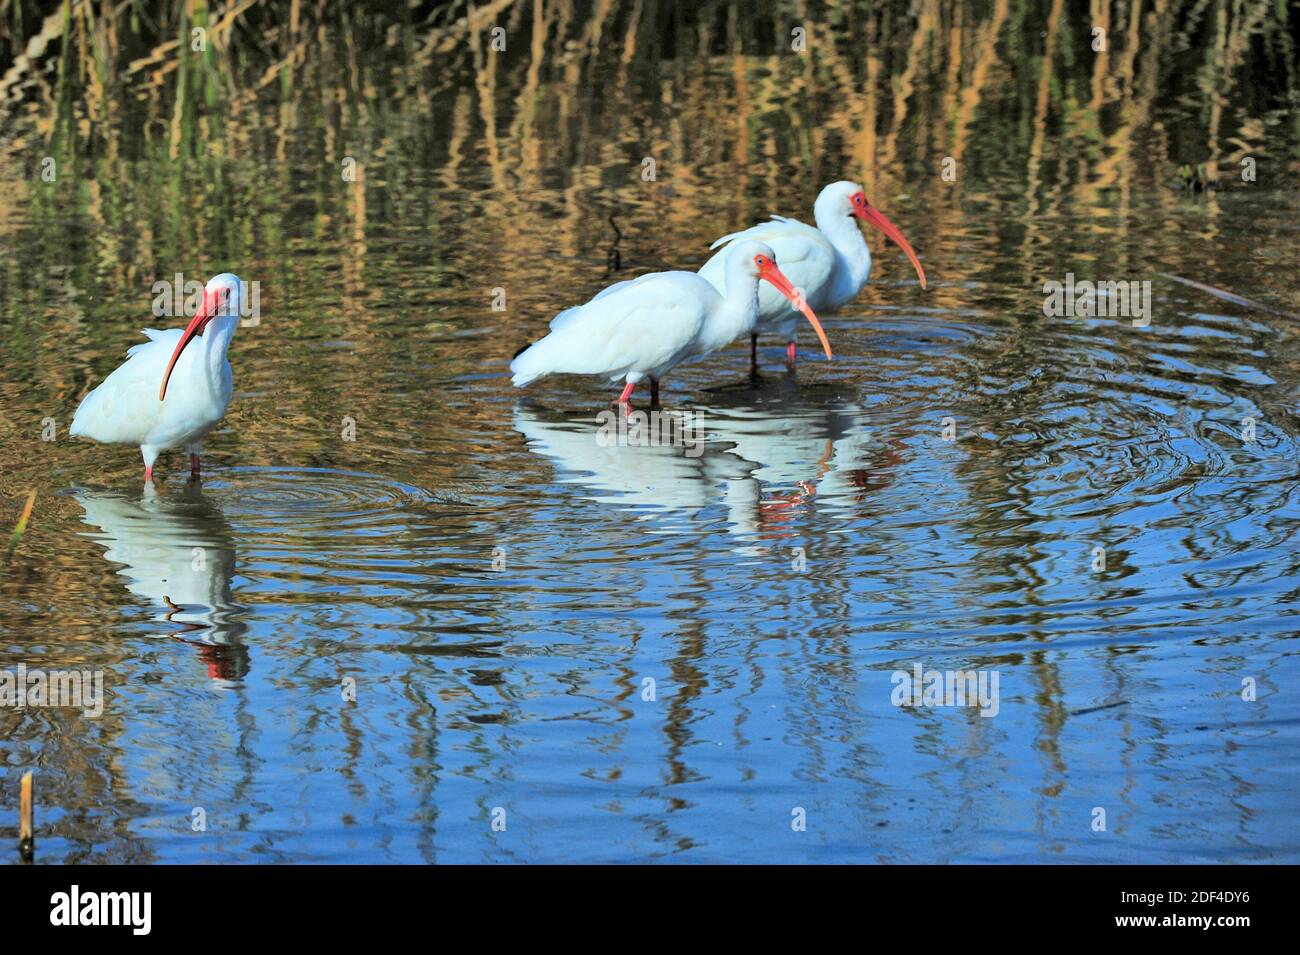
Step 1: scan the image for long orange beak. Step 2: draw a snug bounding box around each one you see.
[758,261,833,360]
[855,203,927,289]
[159,288,218,401]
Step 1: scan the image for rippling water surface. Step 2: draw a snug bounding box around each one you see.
[1,1,1298,863]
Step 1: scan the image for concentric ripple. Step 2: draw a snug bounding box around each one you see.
[192,467,450,616]
[211,467,436,532]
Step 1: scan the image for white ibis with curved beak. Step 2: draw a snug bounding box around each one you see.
[511,241,831,405]
[698,181,926,370]
[71,273,244,483]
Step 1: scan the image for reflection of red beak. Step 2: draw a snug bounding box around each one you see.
[854,201,927,289]
[758,260,834,360]
[159,289,219,401]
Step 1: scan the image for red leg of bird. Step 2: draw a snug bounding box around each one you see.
[190,454,201,478]
[144,465,154,484]
[650,378,660,407]
[786,341,797,366]
[617,381,635,404]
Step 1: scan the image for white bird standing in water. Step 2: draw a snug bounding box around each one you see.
[698,181,926,370]
[71,273,244,483]
[510,241,831,405]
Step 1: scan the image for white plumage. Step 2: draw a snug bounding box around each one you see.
[512,272,713,387]
[71,273,244,482]
[700,217,839,340]
[699,181,926,367]
[511,241,830,404]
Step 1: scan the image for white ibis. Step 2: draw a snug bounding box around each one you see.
[510,241,831,405]
[71,273,244,483]
[698,181,926,370]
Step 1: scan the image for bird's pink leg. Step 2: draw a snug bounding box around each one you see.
[144,465,154,484]
[786,341,797,366]
[617,381,636,404]
[190,454,201,478]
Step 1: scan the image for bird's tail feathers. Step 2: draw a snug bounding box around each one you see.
[509,341,548,388]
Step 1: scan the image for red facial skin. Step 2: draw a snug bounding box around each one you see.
[754,254,833,360]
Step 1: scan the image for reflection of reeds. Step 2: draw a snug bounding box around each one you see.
[2,3,1294,232]
[5,2,1294,172]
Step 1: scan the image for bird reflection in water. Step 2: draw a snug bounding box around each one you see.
[708,404,913,532]
[514,396,910,547]
[72,481,249,686]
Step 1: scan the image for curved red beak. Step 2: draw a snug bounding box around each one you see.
[854,201,927,289]
[758,260,833,360]
[159,288,219,401]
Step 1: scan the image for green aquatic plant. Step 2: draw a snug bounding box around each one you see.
[3,488,36,563]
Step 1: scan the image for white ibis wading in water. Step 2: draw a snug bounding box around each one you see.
[698,181,926,370]
[510,241,831,406]
[71,273,244,483]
